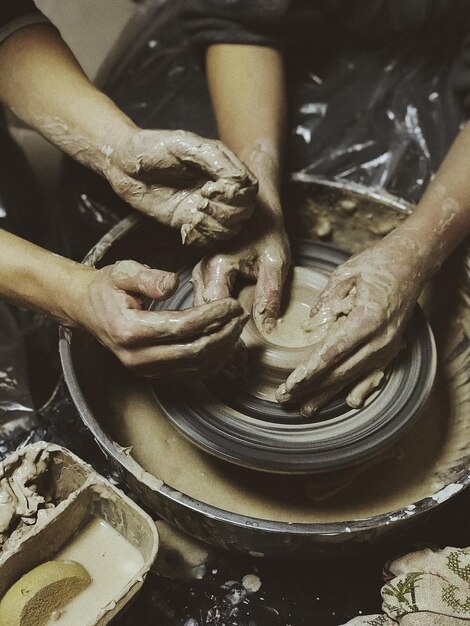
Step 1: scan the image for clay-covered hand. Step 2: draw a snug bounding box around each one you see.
[192,190,291,332]
[73,260,248,378]
[104,129,257,246]
[276,234,428,416]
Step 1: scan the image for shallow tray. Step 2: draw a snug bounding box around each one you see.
[0,442,158,625]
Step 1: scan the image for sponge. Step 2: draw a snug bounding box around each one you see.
[0,560,91,626]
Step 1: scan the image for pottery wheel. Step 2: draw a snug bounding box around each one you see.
[150,242,436,473]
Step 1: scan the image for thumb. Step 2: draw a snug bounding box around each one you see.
[192,257,235,306]
[109,260,178,301]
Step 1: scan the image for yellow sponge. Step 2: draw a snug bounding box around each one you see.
[0,560,91,626]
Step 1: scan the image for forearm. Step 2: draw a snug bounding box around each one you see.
[393,123,470,275]
[0,230,91,326]
[0,24,135,175]
[206,44,286,216]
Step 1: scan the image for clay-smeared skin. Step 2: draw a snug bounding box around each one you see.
[0,25,253,379]
[276,188,467,415]
[276,233,424,415]
[97,129,257,247]
[204,42,470,414]
[30,122,257,247]
[0,448,50,549]
[81,260,248,378]
[200,45,290,331]
[0,26,256,247]
[0,233,247,378]
[192,209,290,328]
[192,142,291,331]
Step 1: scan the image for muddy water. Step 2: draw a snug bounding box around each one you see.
[49,518,144,625]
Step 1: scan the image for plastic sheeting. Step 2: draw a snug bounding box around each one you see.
[49,0,467,260]
[0,302,44,463]
[285,6,467,197]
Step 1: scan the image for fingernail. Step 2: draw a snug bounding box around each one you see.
[262,317,276,333]
[162,274,178,292]
[275,384,289,403]
[300,403,317,418]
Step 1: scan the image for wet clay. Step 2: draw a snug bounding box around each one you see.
[298,187,408,254]
[236,266,327,401]
[49,518,144,625]
[0,448,55,550]
[242,574,262,593]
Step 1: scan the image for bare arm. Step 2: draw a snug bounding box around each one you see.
[206,44,285,191]
[402,122,470,266]
[197,42,470,413]
[0,25,251,375]
[193,44,291,330]
[0,229,247,377]
[279,124,470,415]
[0,25,257,245]
[0,230,90,325]
[0,24,132,173]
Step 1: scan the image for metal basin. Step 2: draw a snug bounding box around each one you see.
[59,179,470,558]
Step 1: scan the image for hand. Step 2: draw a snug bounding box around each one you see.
[276,232,429,416]
[71,260,248,378]
[192,185,291,332]
[104,129,257,246]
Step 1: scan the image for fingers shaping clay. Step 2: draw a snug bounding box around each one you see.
[237,266,328,401]
[0,560,91,626]
[142,242,436,473]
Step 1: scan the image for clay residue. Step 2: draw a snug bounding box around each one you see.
[154,520,211,580]
[242,574,262,593]
[298,188,407,254]
[79,333,465,524]
[238,265,385,409]
[0,447,56,551]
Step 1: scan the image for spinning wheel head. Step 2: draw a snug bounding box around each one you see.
[151,242,436,474]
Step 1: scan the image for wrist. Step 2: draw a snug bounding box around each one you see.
[382,217,439,282]
[59,263,96,329]
[401,181,470,272]
[86,113,137,177]
[239,139,281,190]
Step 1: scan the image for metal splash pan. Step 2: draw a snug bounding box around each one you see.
[59,179,470,558]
